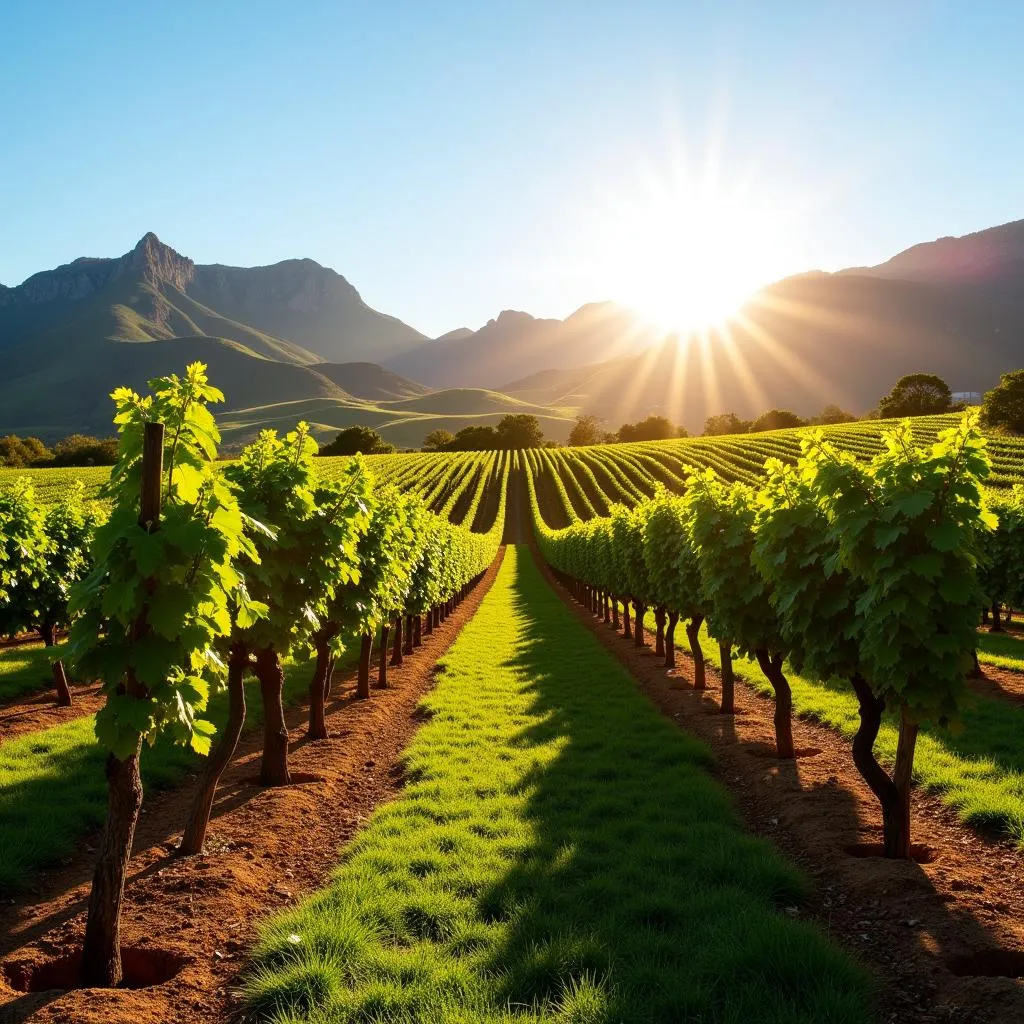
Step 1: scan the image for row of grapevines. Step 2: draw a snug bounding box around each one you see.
[31,363,504,988]
[529,413,997,862]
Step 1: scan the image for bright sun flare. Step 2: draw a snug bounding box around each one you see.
[588,166,798,334]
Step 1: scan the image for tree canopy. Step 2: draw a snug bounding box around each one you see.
[703,413,751,436]
[981,369,1024,435]
[422,428,455,451]
[617,415,679,442]
[877,373,953,418]
[495,414,545,449]
[568,414,603,447]
[751,409,805,432]
[318,425,395,456]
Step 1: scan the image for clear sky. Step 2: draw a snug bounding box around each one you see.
[2,0,1023,337]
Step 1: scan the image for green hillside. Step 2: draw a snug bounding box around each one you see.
[218,387,579,449]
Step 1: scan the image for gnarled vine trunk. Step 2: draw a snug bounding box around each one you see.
[80,741,144,986]
[256,647,290,786]
[404,614,414,654]
[413,614,422,646]
[612,598,619,630]
[687,617,706,690]
[633,602,646,647]
[622,600,631,639]
[308,631,333,739]
[654,607,666,657]
[378,624,391,687]
[665,611,678,669]
[180,644,248,854]
[849,675,917,859]
[40,622,72,707]
[754,649,794,758]
[356,633,373,699]
[391,615,403,666]
[717,639,733,712]
[991,602,1004,632]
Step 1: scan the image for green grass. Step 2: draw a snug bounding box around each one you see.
[652,614,1024,845]
[242,547,872,1024]
[976,628,1024,672]
[0,640,66,704]
[0,649,353,893]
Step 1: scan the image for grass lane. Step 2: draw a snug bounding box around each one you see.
[976,628,1024,673]
[645,614,1024,846]
[0,650,353,893]
[0,641,65,704]
[244,546,871,1024]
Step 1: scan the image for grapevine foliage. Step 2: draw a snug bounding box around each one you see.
[69,363,259,758]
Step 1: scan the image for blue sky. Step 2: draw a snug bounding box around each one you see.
[2,0,1023,336]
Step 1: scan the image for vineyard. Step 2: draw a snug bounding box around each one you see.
[3,376,1024,1023]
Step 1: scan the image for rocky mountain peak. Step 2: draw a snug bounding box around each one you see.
[129,231,195,290]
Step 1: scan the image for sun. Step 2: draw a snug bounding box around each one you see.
[585,163,798,335]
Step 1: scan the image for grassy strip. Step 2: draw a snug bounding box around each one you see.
[0,650,351,893]
[243,547,871,1024]
[976,629,1024,672]
[645,613,1024,845]
[0,641,65,704]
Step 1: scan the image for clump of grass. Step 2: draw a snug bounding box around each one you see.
[243,546,872,1023]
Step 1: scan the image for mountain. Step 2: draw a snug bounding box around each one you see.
[5,218,1024,445]
[496,223,1024,433]
[0,232,425,365]
[0,233,434,442]
[387,302,663,387]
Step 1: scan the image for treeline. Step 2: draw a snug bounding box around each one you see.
[532,411,1012,862]
[0,433,118,468]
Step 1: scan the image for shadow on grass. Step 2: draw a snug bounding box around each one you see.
[243,548,890,1023]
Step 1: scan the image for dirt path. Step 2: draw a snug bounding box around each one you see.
[0,550,504,1024]
[0,683,105,744]
[534,552,1024,1024]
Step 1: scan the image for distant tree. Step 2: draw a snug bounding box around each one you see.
[751,409,805,432]
[495,414,545,449]
[599,430,619,444]
[568,414,603,447]
[446,425,498,451]
[877,373,953,418]
[618,415,678,442]
[0,435,51,468]
[981,369,1024,435]
[703,413,751,436]
[318,425,395,456]
[543,439,562,448]
[422,428,455,451]
[811,404,857,425]
[676,425,690,438]
[50,434,118,466]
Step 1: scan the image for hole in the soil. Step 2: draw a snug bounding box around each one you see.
[946,950,1024,978]
[3,947,186,992]
[748,745,822,759]
[843,842,938,864]
[242,771,324,787]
